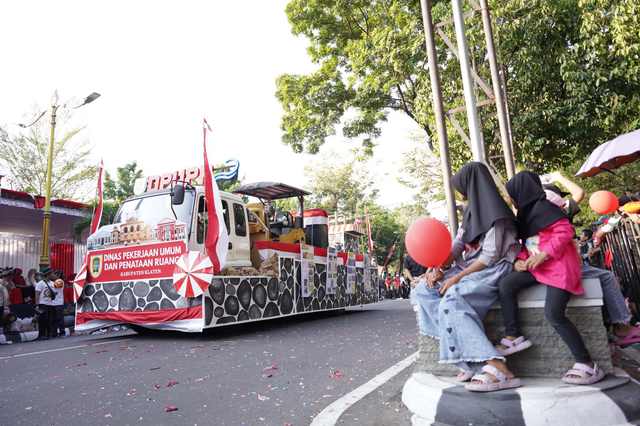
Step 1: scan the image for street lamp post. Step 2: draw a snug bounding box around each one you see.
[18,91,100,271]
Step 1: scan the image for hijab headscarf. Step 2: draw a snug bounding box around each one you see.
[451,162,516,243]
[506,171,568,240]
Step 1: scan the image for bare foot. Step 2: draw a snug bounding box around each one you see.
[469,360,515,385]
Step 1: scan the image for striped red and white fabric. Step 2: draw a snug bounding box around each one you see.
[291,208,329,226]
[255,241,366,267]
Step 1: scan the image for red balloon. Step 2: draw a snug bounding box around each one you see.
[589,190,619,214]
[405,218,452,268]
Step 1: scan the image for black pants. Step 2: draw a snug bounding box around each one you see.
[37,305,53,338]
[52,305,64,337]
[499,271,592,364]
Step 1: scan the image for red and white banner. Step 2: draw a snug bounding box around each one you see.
[90,159,104,235]
[75,307,203,333]
[254,241,367,267]
[292,209,329,226]
[203,118,228,273]
[87,240,187,283]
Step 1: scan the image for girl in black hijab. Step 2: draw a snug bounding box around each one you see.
[412,162,523,392]
[495,171,605,385]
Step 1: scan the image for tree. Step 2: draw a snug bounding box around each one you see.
[303,151,378,216]
[278,0,640,179]
[70,200,120,243]
[277,0,431,158]
[0,103,98,200]
[103,162,144,204]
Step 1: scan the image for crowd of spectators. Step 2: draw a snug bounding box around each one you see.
[1,266,74,342]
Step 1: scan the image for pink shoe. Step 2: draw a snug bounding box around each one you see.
[562,363,605,385]
[495,336,533,356]
[465,365,522,392]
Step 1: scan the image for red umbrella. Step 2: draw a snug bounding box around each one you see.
[576,128,640,178]
[173,251,215,298]
[73,261,88,302]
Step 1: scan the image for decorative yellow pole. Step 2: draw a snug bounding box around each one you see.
[39,104,58,271]
[34,91,100,272]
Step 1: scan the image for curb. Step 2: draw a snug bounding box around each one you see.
[403,368,640,426]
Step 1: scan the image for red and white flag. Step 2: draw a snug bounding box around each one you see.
[383,237,398,269]
[365,207,373,256]
[203,119,228,273]
[90,160,104,235]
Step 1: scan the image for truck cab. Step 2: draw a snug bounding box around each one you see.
[114,185,252,268]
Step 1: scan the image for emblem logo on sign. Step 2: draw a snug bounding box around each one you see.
[90,255,103,278]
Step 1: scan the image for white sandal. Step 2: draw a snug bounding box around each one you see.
[562,363,605,385]
[465,365,522,392]
[457,369,474,382]
[495,336,533,356]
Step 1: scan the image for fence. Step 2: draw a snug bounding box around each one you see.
[589,218,640,322]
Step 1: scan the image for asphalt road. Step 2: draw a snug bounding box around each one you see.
[0,298,418,426]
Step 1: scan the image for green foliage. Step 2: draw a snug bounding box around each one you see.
[280,0,640,201]
[278,0,433,158]
[303,151,378,215]
[70,200,120,243]
[103,161,144,204]
[0,105,98,200]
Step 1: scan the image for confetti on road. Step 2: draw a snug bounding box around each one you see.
[167,381,179,386]
[165,406,178,412]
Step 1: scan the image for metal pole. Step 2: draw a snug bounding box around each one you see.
[40,104,58,270]
[451,0,484,162]
[500,66,516,166]
[420,0,459,237]
[480,0,515,179]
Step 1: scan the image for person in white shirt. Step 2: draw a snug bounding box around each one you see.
[34,268,56,340]
[51,270,65,338]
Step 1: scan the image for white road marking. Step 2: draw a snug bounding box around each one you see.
[310,350,420,426]
[0,338,133,360]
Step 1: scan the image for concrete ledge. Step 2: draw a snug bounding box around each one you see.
[417,279,614,377]
[403,368,640,426]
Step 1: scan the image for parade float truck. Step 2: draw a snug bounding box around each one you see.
[75,164,379,333]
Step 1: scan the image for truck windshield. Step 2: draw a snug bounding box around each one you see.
[115,191,195,233]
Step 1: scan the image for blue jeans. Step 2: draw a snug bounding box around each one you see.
[412,261,513,373]
[581,265,632,325]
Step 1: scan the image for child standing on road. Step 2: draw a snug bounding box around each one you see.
[496,171,605,385]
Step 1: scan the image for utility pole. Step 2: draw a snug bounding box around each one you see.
[451,0,485,163]
[419,0,458,237]
[480,0,516,179]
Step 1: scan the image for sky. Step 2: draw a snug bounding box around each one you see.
[0,1,424,211]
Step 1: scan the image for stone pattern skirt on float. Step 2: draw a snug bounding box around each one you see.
[411,261,513,373]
